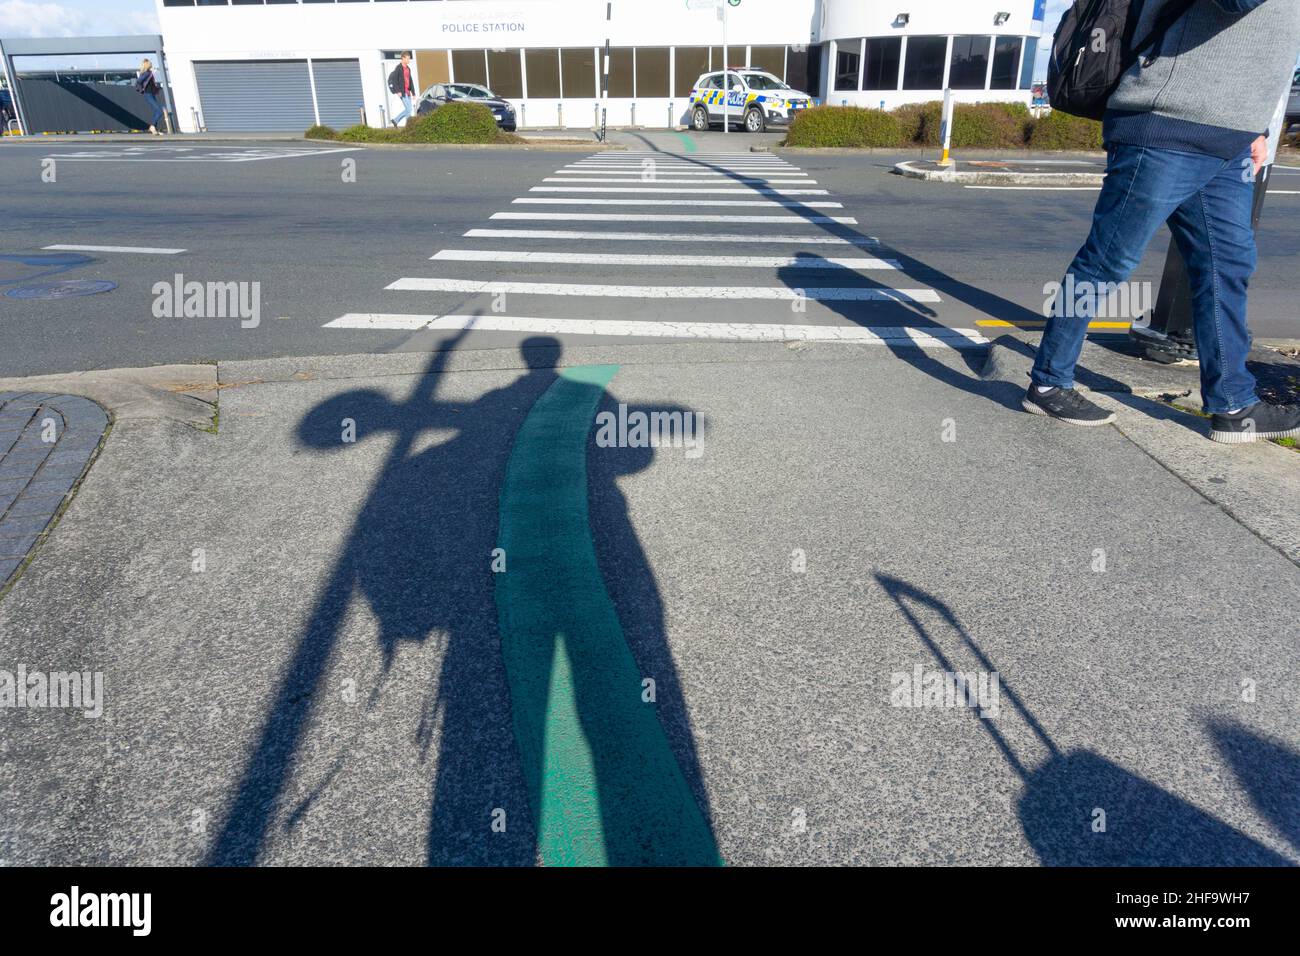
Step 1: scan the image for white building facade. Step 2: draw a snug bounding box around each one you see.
[154,0,1048,132]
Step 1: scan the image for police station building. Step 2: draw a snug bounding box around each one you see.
[155,0,1048,132]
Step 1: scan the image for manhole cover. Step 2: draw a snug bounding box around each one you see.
[5,279,117,300]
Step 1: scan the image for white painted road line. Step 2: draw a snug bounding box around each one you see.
[545,177,815,185]
[513,197,845,208]
[431,250,902,270]
[42,244,187,255]
[963,185,1101,191]
[558,168,808,177]
[386,278,938,302]
[323,314,987,348]
[532,187,830,195]
[490,212,858,224]
[465,228,879,244]
[565,164,798,171]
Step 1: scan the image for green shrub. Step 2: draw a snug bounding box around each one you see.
[784,106,906,147]
[1026,109,1104,150]
[892,102,932,144]
[306,102,521,145]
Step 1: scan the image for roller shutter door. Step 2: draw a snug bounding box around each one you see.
[194,60,315,132]
[310,59,364,129]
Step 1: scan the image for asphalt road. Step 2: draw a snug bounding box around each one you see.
[0,133,1297,379]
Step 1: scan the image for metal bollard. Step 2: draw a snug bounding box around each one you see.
[557,102,563,127]
[520,102,526,128]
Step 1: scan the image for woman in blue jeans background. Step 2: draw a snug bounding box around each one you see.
[135,58,165,135]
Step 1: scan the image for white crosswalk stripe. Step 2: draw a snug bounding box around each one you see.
[430,251,902,270]
[324,314,987,348]
[386,278,938,302]
[513,198,845,208]
[324,150,968,349]
[464,228,880,244]
[490,212,858,224]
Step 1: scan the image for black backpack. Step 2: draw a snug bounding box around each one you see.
[1047,0,1196,121]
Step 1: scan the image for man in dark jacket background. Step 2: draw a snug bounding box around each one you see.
[1026,0,1300,443]
[389,51,417,128]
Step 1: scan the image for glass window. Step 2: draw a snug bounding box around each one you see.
[525,48,560,97]
[451,49,487,86]
[675,47,710,96]
[949,36,990,90]
[903,36,948,90]
[786,45,812,90]
[862,37,902,90]
[1019,39,1037,89]
[748,46,784,75]
[741,72,790,91]
[637,47,670,98]
[834,42,861,92]
[607,47,633,97]
[561,47,596,98]
[990,37,1022,90]
[487,50,522,98]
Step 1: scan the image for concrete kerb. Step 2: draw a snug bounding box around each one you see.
[894,159,1105,186]
[0,364,221,430]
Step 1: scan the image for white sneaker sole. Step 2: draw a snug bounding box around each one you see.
[1022,398,1116,427]
[1210,425,1300,444]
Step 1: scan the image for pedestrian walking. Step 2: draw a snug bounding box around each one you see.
[388,52,417,128]
[1028,0,1300,443]
[135,58,166,135]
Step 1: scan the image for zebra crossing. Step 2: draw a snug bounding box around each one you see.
[323,149,986,349]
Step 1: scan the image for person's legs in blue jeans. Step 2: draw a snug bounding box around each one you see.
[143,92,165,129]
[1030,145,1224,390]
[1163,147,1259,413]
[392,95,414,126]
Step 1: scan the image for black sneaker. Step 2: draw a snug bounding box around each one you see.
[1022,386,1116,426]
[1209,401,1300,444]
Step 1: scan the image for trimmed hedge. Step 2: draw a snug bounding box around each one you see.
[782,101,1102,151]
[307,102,522,145]
[1026,108,1104,150]
[784,106,905,147]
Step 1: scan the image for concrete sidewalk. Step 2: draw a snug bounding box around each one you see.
[0,340,1296,866]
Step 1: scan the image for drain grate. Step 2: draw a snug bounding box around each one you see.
[5,279,118,299]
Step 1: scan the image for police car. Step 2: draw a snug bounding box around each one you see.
[688,69,816,133]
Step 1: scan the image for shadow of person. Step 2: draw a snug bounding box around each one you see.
[1206,719,1300,856]
[876,573,1292,865]
[208,331,720,867]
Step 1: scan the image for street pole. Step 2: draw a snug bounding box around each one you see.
[722,1,729,135]
[599,2,610,143]
[938,87,954,167]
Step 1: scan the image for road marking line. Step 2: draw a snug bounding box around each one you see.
[42,244,186,255]
[963,185,1101,191]
[532,186,830,195]
[431,250,901,270]
[513,197,844,208]
[977,319,1131,329]
[545,177,815,185]
[386,278,938,302]
[465,227,878,244]
[324,313,987,346]
[490,212,858,224]
[559,168,806,176]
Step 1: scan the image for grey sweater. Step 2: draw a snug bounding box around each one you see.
[1105,0,1300,158]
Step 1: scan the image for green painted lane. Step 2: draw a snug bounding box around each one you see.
[494,364,722,866]
[676,132,699,153]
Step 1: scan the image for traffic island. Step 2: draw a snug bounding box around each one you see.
[895,158,1106,186]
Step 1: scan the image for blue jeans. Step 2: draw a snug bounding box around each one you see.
[392,94,414,126]
[1031,143,1259,413]
[142,91,165,127]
